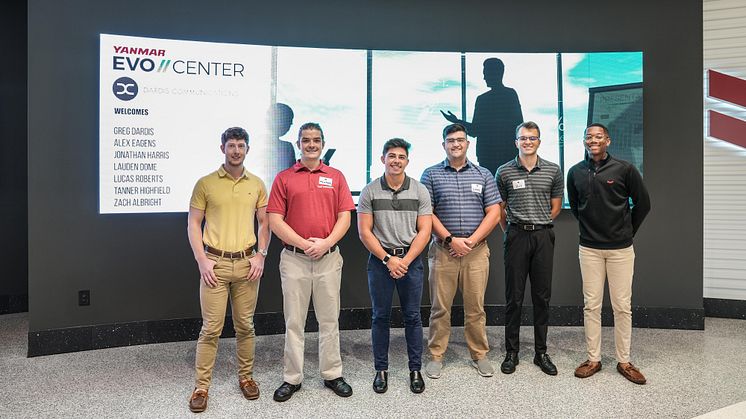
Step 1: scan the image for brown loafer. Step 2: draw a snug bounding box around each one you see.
[189,388,208,413]
[617,362,646,384]
[239,377,260,400]
[574,360,602,378]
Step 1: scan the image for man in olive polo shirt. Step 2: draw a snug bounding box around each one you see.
[186,127,270,413]
[267,122,356,402]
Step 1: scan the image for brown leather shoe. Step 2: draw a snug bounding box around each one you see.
[617,362,646,384]
[239,377,260,400]
[574,360,602,378]
[189,388,208,413]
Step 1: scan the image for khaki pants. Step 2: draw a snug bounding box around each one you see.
[427,242,490,361]
[194,253,259,389]
[579,245,635,363]
[280,248,344,385]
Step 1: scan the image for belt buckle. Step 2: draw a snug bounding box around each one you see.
[525,224,535,231]
[393,247,405,256]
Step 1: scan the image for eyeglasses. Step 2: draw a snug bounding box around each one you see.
[516,136,540,142]
[445,138,467,144]
[584,134,608,142]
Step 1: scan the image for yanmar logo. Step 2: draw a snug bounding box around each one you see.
[114,46,166,56]
[708,70,746,149]
[111,45,244,77]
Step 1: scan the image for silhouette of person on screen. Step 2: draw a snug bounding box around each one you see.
[441,58,523,175]
[267,103,297,176]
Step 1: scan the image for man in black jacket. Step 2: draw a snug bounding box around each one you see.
[567,123,651,385]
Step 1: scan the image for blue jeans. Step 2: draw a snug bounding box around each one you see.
[367,254,424,371]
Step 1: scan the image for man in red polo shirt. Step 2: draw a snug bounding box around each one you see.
[267,122,356,402]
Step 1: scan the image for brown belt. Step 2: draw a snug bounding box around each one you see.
[204,245,254,259]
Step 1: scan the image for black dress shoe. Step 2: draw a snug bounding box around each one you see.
[409,370,425,394]
[534,353,558,376]
[501,352,519,374]
[273,382,301,402]
[373,371,388,394]
[324,377,353,397]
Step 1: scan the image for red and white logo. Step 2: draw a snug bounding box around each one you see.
[708,70,746,149]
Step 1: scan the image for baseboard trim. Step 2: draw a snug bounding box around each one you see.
[27,304,704,357]
[0,294,28,314]
[704,298,746,319]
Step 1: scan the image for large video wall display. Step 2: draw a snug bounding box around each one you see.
[100,34,643,213]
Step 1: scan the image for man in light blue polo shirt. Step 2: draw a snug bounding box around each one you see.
[420,123,502,379]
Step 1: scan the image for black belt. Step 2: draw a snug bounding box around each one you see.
[284,244,338,255]
[433,238,486,248]
[204,245,254,259]
[383,246,410,257]
[509,222,553,231]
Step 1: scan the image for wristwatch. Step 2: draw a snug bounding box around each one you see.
[444,235,453,246]
[382,254,391,265]
[257,248,268,257]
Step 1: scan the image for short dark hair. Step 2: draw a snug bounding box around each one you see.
[297,122,324,141]
[221,127,249,145]
[585,122,610,137]
[442,123,467,140]
[515,121,540,138]
[483,58,505,76]
[382,138,411,156]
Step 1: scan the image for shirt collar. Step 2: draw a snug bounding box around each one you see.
[441,158,473,172]
[584,152,611,167]
[379,175,411,193]
[293,160,328,173]
[218,165,249,180]
[514,155,544,170]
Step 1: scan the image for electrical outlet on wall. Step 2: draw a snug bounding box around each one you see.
[78,290,90,306]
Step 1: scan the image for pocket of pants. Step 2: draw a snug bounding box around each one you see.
[504,228,515,248]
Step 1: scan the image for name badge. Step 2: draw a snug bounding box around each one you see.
[318,176,333,187]
[471,183,483,194]
[512,179,526,190]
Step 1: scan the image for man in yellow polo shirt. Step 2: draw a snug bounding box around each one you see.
[186,127,270,413]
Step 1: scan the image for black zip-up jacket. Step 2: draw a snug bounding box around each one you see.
[567,153,651,249]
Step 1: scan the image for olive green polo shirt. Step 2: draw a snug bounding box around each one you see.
[190,165,267,252]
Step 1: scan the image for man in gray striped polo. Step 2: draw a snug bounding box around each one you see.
[496,121,563,376]
[358,138,432,394]
[420,123,502,379]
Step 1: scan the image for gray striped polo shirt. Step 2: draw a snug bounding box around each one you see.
[420,159,502,237]
[496,156,564,225]
[357,175,432,248]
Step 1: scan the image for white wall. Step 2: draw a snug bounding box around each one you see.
[704,0,746,300]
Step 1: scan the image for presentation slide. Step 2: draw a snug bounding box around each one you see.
[99,34,642,213]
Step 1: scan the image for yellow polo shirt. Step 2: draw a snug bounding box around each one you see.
[190,165,267,252]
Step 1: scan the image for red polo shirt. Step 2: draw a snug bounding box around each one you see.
[267,161,355,240]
